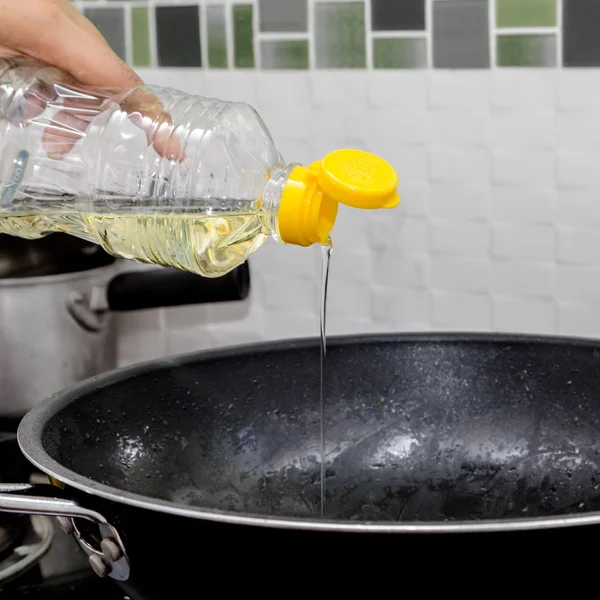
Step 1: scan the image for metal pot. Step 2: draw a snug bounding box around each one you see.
[0,258,250,419]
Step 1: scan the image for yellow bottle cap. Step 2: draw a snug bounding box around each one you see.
[278,149,400,246]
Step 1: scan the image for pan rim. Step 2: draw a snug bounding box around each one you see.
[17,331,600,534]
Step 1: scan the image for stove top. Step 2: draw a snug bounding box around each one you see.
[0,432,127,599]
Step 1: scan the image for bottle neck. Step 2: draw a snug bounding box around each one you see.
[260,163,298,243]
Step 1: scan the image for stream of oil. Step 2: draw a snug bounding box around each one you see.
[319,240,333,519]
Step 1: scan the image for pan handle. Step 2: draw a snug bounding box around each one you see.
[0,483,130,581]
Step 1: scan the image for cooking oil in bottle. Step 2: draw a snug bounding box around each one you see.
[0,210,272,277]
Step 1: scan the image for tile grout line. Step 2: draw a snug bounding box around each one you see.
[425,0,433,69]
[556,0,563,68]
[225,1,234,69]
[307,0,316,69]
[489,0,497,69]
[199,1,209,71]
[257,32,310,41]
[497,26,560,35]
[124,3,133,67]
[148,0,158,68]
[364,0,373,70]
[253,0,261,69]
[371,31,429,40]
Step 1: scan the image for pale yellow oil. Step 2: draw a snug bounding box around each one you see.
[0,211,272,277]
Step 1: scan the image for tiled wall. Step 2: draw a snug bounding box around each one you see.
[73,0,600,70]
[68,1,600,364]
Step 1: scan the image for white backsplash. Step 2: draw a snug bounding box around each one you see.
[117,68,600,366]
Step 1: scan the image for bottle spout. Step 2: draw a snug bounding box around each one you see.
[277,149,399,247]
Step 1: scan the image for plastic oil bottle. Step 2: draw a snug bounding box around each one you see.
[0,59,400,276]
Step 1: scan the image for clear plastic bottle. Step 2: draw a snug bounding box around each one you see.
[0,59,400,277]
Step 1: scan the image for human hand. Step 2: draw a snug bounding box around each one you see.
[0,0,180,160]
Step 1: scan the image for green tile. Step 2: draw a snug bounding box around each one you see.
[260,40,308,69]
[315,2,366,69]
[373,38,426,69]
[497,34,556,66]
[497,0,556,28]
[207,5,228,68]
[233,4,254,68]
[131,7,151,67]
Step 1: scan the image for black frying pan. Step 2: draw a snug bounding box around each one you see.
[1,333,600,597]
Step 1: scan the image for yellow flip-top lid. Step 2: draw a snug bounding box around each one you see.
[278,149,400,246]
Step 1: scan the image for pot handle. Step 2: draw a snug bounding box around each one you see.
[0,483,130,581]
[106,261,251,312]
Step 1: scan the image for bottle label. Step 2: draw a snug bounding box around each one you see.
[0,150,28,206]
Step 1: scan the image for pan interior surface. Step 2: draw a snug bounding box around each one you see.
[37,336,600,523]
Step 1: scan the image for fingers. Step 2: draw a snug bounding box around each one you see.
[121,88,185,161]
[0,0,184,161]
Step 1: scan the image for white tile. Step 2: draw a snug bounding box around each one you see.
[327,251,371,284]
[558,302,600,337]
[326,279,371,318]
[427,71,491,108]
[430,147,491,184]
[490,109,555,148]
[558,71,600,108]
[492,149,556,187]
[492,187,557,224]
[427,109,489,146]
[557,152,600,188]
[262,276,319,313]
[259,310,317,342]
[201,71,258,104]
[369,215,429,253]
[370,287,429,324]
[309,108,347,141]
[429,184,490,221]
[557,110,600,151]
[255,72,310,106]
[491,261,555,297]
[368,110,427,145]
[556,189,600,227]
[311,72,368,108]
[430,220,491,255]
[394,183,428,217]
[432,292,492,330]
[557,265,600,302]
[558,227,600,265]
[260,106,311,141]
[491,70,557,109]
[492,224,555,261]
[371,253,428,288]
[493,298,556,334]
[367,71,428,108]
[430,257,491,293]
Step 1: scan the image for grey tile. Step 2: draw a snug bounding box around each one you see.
[261,40,309,69]
[372,0,425,31]
[374,38,427,68]
[497,34,556,67]
[563,0,600,67]
[83,7,126,61]
[433,0,489,68]
[155,6,202,67]
[315,2,366,69]
[259,0,308,32]
[207,5,227,68]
